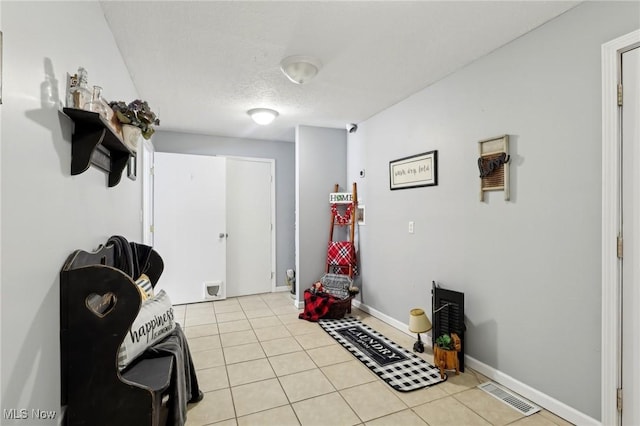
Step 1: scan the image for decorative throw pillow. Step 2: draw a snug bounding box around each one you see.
[134,273,154,300]
[118,290,175,370]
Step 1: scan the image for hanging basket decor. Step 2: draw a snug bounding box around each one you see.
[121,124,142,151]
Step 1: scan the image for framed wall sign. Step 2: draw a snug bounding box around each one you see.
[389,150,438,190]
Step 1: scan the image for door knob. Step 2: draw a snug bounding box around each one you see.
[219,233,228,238]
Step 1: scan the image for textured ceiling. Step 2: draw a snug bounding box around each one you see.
[100,1,579,143]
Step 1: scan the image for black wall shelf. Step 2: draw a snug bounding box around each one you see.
[63,108,133,187]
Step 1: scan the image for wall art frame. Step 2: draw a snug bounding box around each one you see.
[478,134,509,201]
[389,150,438,190]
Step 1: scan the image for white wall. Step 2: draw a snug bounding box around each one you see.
[347,125,367,296]
[348,1,639,421]
[1,2,141,423]
[152,131,295,291]
[296,125,347,301]
[0,2,4,418]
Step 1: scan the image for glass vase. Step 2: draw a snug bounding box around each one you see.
[84,85,107,118]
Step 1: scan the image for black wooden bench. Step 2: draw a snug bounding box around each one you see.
[60,244,174,425]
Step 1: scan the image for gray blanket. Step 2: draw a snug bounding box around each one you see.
[146,324,201,426]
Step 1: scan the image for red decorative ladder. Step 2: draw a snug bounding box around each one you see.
[326,182,358,278]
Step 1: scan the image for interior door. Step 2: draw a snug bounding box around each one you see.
[622,46,640,426]
[225,158,274,297]
[153,152,227,305]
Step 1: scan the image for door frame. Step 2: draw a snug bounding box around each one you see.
[602,29,640,426]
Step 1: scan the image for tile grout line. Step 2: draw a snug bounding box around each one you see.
[187,293,541,426]
[245,294,303,425]
[254,295,303,425]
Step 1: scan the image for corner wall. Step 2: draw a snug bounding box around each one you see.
[296,126,347,301]
[348,1,640,420]
[1,2,141,423]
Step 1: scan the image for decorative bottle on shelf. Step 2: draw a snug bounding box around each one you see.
[72,67,91,109]
[66,73,78,108]
[83,86,107,118]
[98,91,114,123]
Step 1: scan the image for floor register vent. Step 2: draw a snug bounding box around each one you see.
[477,382,541,416]
[203,281,226,301]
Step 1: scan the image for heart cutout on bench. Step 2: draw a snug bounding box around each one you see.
[85,292,117,318]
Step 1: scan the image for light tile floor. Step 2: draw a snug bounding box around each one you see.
[178,292,574,426]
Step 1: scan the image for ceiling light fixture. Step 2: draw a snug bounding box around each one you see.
[247,108,279,125]
[280,55,322,85]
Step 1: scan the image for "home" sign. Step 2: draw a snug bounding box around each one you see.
[329,192,353,204]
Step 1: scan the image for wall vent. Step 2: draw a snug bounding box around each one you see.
[477,382,540,416]
[203,281,226,301]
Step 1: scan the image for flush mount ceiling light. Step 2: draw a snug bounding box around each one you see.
[247,108,279,125]
[280,55,322,84]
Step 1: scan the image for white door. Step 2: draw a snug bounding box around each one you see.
[226,158,274,297]
[622,46,640,426]
[153,153,227,305]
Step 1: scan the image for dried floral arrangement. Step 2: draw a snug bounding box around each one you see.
[109,100,160,140]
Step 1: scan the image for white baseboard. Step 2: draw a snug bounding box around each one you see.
[352,298,421,340]
[353,299,597,426]
[465,356,599,426]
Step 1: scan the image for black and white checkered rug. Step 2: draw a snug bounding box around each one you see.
[319,317,446,392]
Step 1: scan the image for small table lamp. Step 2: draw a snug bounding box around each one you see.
[409,308,432,353]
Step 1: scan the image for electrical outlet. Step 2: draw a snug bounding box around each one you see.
[408,221,414,234]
